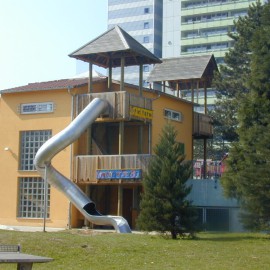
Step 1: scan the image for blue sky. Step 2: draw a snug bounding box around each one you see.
[0,0,107,90]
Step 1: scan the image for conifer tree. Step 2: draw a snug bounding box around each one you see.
[221,2,270,230]
[210,1,264,156]
[137,124,196,239]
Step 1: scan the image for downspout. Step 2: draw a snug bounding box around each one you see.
[148,91,161,155]
[139,59,143,154]
[68,86,74,229]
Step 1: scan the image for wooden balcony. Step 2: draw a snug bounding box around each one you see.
[73,154,152,183]
[193,112,213,139]
[73,91,153,122]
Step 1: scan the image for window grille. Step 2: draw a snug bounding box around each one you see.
[20,130,52,171]
[18,177,50,219]
[20,102,54,114]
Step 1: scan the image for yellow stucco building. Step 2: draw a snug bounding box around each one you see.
[0,26,213,230]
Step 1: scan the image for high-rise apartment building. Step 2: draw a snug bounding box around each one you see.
[181,0,238,64]
[162,0,182,59]
[107,0,163,86]
[162,0,257,111]
[109,0,257,69]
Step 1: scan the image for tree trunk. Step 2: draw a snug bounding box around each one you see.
[171,230,177,239]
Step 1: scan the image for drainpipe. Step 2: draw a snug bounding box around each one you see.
[67,86,74,229]
[148,91,161,155]
[191,80,194,178]
[138,59,143,154]
[203,80,207,178]
[43,165,48,232]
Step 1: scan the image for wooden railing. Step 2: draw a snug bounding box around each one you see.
[73,154,152,183]
[74,91,152,121]
[193,112,213,138]
[74,154,226,183]
[193,160,226,179]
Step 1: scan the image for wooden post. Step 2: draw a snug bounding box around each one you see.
[138,125,143,154]
[191,80,194,104]
[84,185,91,227]
[118,121,124,216]
[108,59,112,91]
[203,138,207,179]
[119,121,124,155]
[204,80,207,114]
[139,62,143,96]
[148,123,152,154]
[117,185,123,216]
[120,55,125,92]
[196,80,200,104]
[87,127,92,155]
[88,62,93,93]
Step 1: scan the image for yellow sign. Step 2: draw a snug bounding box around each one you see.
[130,106,153,120]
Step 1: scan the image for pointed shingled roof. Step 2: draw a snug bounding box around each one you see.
[147,55,218,83]
[69,26,162,68]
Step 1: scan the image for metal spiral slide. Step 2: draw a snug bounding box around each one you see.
[34,98,131,233]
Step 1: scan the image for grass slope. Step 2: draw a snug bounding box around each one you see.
[0,230,270,269]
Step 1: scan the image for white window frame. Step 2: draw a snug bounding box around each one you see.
[164,108,183,122]
[20,102,54,114]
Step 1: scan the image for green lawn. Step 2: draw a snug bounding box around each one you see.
[0,230,270,269]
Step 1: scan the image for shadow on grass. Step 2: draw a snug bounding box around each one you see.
[197,232,270,242]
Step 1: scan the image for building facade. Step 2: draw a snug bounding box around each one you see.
[0,77,241,231]
[108,0,257,66]
[180,0,257,64]
[0,74,198,230]
[0,25,241,232]
[107,0,257,113]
